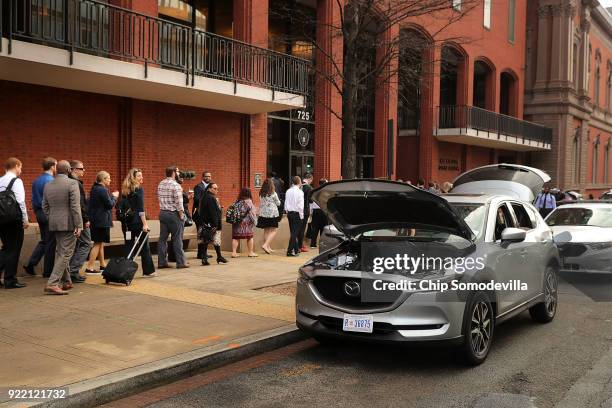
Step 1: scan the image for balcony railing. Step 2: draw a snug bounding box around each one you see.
[0,0,310,96]
[437,105,552,146]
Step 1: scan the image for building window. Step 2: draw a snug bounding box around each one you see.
[607,67,612,111]
[595,66,600,107]
[573,42,579,88]
[484,0,491,29]
[605,139,610,184]
[573,128,581,184]
[453,0,461,11]
[508,0,515,43]
[593,136,600,184]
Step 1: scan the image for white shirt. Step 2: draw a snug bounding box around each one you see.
[284,185,304,219]
[0,170,29,224]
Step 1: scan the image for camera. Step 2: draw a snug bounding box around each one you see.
[178,170,195,180]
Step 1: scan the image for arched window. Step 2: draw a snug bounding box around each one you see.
[573,127,581,184]
[593,135,600,184]
[605,138,611,184]
[595,50,602,107]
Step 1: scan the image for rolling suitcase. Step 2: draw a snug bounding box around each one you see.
[102,231,148,286]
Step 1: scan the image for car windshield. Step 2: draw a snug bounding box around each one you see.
[546,207,612,227]
[359,203,485,241]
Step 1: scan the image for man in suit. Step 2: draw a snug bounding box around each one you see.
[192,171,212,259]
[43,160,83,295]
[297,173,313,252]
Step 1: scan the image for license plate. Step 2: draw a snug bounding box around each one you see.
[342,314,373,333]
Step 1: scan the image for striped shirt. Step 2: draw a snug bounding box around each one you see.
[157,178,183,212]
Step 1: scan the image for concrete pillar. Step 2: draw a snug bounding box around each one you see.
[314,0,343,181]
[234,0,269,195]
[373,22,399,179]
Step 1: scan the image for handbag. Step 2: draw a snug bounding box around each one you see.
[198,223,216,243]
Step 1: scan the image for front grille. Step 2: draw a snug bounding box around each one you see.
[312,276,402,310]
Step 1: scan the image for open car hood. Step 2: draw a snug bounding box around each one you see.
[450,164,551,202]
[310,179,474,240]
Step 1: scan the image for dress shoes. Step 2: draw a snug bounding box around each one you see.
[62,283,74,291]
[4,281,26,289]
[23,265,36,275]
[44,286,68,295]
[176,264,190,269]
[158,265,171,269]
[72,276,87,283]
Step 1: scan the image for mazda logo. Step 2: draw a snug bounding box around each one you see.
[344,281,361,297]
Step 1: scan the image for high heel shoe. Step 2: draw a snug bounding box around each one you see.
[217,256,228,264]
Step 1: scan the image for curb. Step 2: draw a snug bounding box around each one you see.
[10,324,304,408]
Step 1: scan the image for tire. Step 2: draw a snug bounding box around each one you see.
[529,266,558,323]
[459,291,494,366]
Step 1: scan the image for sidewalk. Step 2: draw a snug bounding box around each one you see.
[0,248,306,403]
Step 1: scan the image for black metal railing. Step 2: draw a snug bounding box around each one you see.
[1,0,310,95]
[437,105,553,146]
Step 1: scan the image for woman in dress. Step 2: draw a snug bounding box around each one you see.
[231,187,257,258]
[85,171,119,274]
[256,179,281,254]
[120,168,155,276]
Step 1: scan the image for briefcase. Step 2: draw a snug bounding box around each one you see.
[102,231,148,286]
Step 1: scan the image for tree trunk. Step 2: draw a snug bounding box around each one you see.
[342,64,358,179]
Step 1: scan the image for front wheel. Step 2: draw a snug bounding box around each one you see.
[529,266,558,323]
[459,291,494,366]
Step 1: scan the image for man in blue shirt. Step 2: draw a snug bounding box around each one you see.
[23,157,57,277]
[534,186,557,218]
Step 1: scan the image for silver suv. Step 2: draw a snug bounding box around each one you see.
[296,165,560,365]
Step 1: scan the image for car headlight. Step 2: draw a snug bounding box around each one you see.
[298,264,315,280]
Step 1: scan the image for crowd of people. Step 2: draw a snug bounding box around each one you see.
[0,157,333,294]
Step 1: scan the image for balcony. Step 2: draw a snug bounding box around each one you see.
[0,0,308,114]
[435,106,552,151]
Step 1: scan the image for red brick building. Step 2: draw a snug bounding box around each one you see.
[525,0,612,198]
[1,0,553,221]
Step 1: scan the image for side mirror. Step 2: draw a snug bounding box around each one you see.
[501,227,526,243]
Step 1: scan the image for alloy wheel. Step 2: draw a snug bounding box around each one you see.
[544,269,558,316]
[470,301,492,357]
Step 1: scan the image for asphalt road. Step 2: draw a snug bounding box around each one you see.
[104,277,612,408]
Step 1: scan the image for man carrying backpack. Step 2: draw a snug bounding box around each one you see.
[0,158,30,289]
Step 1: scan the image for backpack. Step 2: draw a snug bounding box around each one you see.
[116,195,135,224]
[0,178,22,226]
[225,200,247,225]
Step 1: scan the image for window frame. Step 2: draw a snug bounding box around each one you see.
[508,0,516,43]
[483,0,492,30]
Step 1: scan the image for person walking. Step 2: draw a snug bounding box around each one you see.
[256,178,281,254]
[192,171,212,259]
[231,188,257,258]
[121,168,156,276]
[0,158,29,289]
[284,176,304,257]
[157,166,188,269]
[534,186,557,218]
[85,171,119,274]
[66,160,91,283]
[309,178,329,248]
[198,182,227,265]
[23,157,56,278]
[42,160,82,295]
[297,173,313,252]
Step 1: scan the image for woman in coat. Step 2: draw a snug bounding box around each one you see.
[231,187,257,258]
[256,178,281,254]
[120,168,155,276]
[85,171,119,274]
[198,182,227,265]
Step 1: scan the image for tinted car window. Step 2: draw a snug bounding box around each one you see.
[546,207,612,227]
[511,203,534,230]
[494,204,515,241]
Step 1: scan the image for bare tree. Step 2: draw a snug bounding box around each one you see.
[270,0,477,179]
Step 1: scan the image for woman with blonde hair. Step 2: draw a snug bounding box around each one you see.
[85,171,119,274]
[118,168,155,276]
